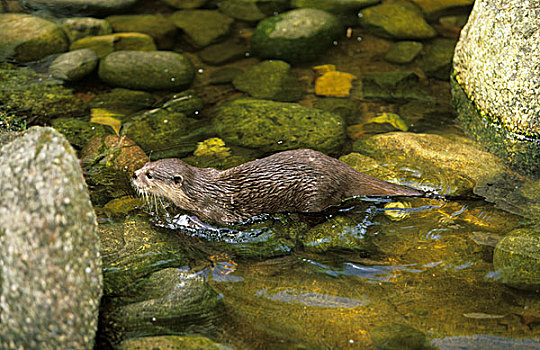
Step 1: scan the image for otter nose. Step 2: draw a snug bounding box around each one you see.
[132,172,138,180]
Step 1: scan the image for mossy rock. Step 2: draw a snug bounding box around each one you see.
[161,0,209,9]
[313,97,359,125]
[219,0,290,22]
[214,98,346,154]
[410,0,474,20]
[98,51,195,91]
[420,38,457,80]
[0,63,87,125]
[50,117,114,150]
[250,8,342,63]
[359,2,436,40]
[18,0,139,17]
[209,67,244,84]
[122,108,207,160]
[384,41,423,64]
[161,89,204,117]
[118,335,231,350]
[48,49,99,82]
[362,71,430,101]
[59,17,112,43]
[199,41,247,65]
[232,60,303,102]
[106,14,177,49]
[303,216,370,252]
[169,10,234,47]
[370,323,426,350]
[88,88,156,115]
[292,0,380,26]
[0,13,68,62]
[70,32,156,58]
[493,228,540,291]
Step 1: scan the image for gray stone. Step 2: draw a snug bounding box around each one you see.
[59,17,112,43]
[18,0,139,16]
[232,60,303,102]
[358,2,436,40]
[49,48,98,81]
[169,10,234,47]
[98,50,195,90]
[0,127,102,349]
[250,8,341,63]
[0,13,68,62]
[214,98,346,154]
[452,0,540,177]
[384,41,423,64]
[493,228,540,291]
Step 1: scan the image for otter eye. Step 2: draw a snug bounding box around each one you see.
[145,171,153,179]
[173,175,183,185]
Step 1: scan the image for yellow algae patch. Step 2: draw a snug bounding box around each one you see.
[90,108,123,135]
[315,71,357,98]
[194,137,231,158]
[369,112,409,131]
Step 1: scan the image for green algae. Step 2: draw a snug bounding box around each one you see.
[51,117,114,150]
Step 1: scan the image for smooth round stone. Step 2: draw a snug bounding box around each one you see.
[49,49,98,81]
[17,0,139,16]
[105,14,177,49]
[70,32,156,59]
[98,51,195,90]
[0,13,68,62]
[250,8,341,63]
[169,10,234,47]
[161,0,208,9]
[384,41,423,64]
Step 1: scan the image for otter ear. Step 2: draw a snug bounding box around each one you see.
[173,174,183,185]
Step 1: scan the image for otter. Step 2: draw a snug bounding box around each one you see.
[132,149,423,224]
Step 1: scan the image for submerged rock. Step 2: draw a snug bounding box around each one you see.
[292,0,380,26]
[70,32,156,58]
[169,10,234,47]
[384,41,423,64]
[250,8,342,63]
[199,41,247,65]
[106,14,177,49]
[303,215,370,252]
[411,0,474,20]
[118,335,231,350]
[160,89,204,117]
[51,117,114,150]
[59,17,112,43]
[214,98,346,154]
[362,72,430,101]
[48,48,99,81]
[88,88,156,115]
[98,51,195,90]
[493,228,540,291]
[219,0,289,22]
[18,0,138,16]
[101,267,224,344]
[370,323,426,350]
[232,60,303,102]
[162,0,208,9]
[358,2,436,40]
[0,13,68,62]
[420,38,457,80]
[353,132,507,195]
[0,127,102,349]
[0,63,87,125]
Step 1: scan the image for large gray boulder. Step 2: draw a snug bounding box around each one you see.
[0,127,102,349]
[452,0,540,177]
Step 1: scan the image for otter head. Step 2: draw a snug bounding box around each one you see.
[132,158,195,210]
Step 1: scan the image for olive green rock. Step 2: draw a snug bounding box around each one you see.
[232,60,303,102]
[353,132,507,195]
[169,10,234,47]
[98,51,195,90]
[0,13,68,62]
[250,8,342,63]
[303,216,369,252]
[370,323,426,350]
[359,2,437,40]
[101,267,224,344]
[70,32,156,58]
[88,88,156,115]
[362,72,430,101]
[18,0,139,17]
[493,228,540,291]
[118,335,232,350]
[411,0,474,19]
[199,41,247,65]
[0,63,87,125]
[161,0,208,9]
[161,89,204,117]
[384,41,423,64]
[292,0,380,26]
[420,38,457,80]
[106,14,177,49]
[59,17,112,43]
[51,117,114,150]
[219,0,289,22]
[214,98,346,154]
[48,48,98,81]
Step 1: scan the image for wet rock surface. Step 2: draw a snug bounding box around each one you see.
[70,32,156,58]
[169,10,234,47]
[384,41,423,64]
[118,334,232,350]
[106,14,177,49]
[370,323,426,350]
[250,8,341,63]
[98,50,195,90]
[58,17,112,43]
[0,13,68,62]
[18,0,139,16]
[48,48,98,81]
[0,127,102,349]
[214,98,346,154]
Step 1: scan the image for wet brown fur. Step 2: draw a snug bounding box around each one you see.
[132,149,423,224]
